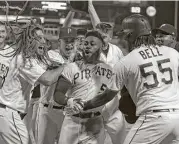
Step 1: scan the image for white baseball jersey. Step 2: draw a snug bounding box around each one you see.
[0,45,14,87]
[40,50,65,105]
[100,43,124,67]
[62,61,114,113]
[0,54,46,113]
[100,43,124,114]
[113,45,179,116]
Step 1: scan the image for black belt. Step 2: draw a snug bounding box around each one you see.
[149,109,179,113]
[44,104,64,110]
[73,111,101,119]
[0,103,26,120]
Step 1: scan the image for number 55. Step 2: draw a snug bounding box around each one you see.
[139,58,173,89]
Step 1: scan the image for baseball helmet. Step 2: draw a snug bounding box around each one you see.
[120,14,151,42]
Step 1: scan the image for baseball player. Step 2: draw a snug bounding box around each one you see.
[152,24,179,51]
[35,27,77,144]
[0,22,14,88]
[151,23,179,144]
[95,22,126,144]
[88,1,126,143]
[54,30,114,144]
[0,23,65,144]
[112,14,179,144]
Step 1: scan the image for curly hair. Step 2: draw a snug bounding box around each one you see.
[10,21,52,67]
[1,1,52,67]
[132,34,156,50]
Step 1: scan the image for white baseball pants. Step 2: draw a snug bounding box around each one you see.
[35,103,64,144]
[0,107,29,144]
[123,111,179,144]
[58,114,106,144]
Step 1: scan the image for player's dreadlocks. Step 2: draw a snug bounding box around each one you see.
[133,34,156,48]
[1,0,53,67]
[13,21,50,67]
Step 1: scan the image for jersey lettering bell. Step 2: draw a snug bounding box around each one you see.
[139,47,163,60]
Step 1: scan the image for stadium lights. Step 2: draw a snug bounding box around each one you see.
[0,15,45,23]
[146,6,156,17]
[41,2,67,10]
[0,15,90,25]
[131,7,141,13]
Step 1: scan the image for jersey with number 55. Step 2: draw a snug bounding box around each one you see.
[113,45,179,116]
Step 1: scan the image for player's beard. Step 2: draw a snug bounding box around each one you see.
[83,49,101,64]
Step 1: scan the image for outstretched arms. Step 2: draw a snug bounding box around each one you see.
[83,88,119,110]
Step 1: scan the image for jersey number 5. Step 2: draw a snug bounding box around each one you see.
[139,58,173,89]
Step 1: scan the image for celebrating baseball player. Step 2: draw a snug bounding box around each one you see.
[88,1,126,143]
[0,22,14,88]
[0,22,65,144]
[54,30,115,144]
[152,24,179,51]
[112,14,179,144]
[35,27,78,144]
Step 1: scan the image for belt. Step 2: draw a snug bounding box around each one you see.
[149,109,179,113]
[0,103,26,120]
[44,104,64,110]
[73,111,101,119]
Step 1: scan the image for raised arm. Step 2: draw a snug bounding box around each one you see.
[38,64,65,86]
[62,11,75,28]
[88,0,101,29]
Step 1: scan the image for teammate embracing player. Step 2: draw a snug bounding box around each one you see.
[0,22,65,144]
[36,27,78,144]
[54,30,114,144]
[112,14,179,144]
[0,22,14,88]
[88,1,126,143]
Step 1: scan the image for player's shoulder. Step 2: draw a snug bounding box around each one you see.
[48,49,64,63]
[109,43,123,53]
[48,49,60,57]
[158,45,179,56]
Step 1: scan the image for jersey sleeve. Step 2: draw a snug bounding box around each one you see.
[61,63,75,84]
[111,59,128,91]
[115,45,124,61]
[19,58,46,85]
[48,50,64,63]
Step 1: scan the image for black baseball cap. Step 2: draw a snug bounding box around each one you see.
[152,24,177,37]
[77,28,87,36]
[59,27,77,39]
